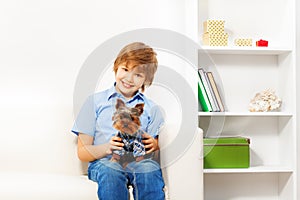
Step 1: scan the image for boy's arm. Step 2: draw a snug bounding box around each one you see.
[77,133,124,162]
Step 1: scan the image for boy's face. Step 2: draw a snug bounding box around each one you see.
[115,63,146,99]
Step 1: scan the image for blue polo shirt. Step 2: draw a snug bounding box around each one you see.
[72,84,165,146]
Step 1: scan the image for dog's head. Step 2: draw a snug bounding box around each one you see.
[112,99,144,135]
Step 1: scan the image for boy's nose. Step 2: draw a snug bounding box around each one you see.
[126,72,134,82]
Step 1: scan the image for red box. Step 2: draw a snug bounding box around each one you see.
[256,39,268,47]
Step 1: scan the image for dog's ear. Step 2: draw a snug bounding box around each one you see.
[116,98,125,109]
[134,103,144,115]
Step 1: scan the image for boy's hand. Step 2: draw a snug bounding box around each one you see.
[142,133,159,154]
[106,136,124,155]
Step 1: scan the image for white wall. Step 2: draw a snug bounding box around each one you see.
[0,0,193,175]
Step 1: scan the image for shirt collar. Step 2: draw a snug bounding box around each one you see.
[107,83,144,103]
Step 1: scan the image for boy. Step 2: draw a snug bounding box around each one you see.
[72,42,165,200]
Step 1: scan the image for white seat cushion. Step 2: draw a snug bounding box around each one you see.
[0,172,98,200]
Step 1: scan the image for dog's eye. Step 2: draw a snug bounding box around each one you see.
[130,109,138,115]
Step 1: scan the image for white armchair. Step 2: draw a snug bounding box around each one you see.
[0,128,203,200]
[0,74,203,200]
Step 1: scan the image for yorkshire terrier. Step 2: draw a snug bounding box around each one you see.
[110,98,146,163]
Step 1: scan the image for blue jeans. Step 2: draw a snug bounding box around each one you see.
[88,158,165,200]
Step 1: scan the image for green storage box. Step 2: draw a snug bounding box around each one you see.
[204,137,250,168]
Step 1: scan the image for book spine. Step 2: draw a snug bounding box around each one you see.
[206,72,225,112]
[198,71,212,112]
[198,68,218,112]
[204,71,220,112]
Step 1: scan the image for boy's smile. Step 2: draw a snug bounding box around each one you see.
[115,64,146,99]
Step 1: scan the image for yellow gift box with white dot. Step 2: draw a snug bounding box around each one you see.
[203,20,225,33]
[234,38,253,46]
[203,32,228,46]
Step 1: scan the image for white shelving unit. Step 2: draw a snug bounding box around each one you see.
[196,0,297,199]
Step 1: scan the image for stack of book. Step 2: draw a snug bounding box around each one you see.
[198,68,225,112]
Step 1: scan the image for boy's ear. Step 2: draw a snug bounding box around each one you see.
[116,98,125,109]
[134,103,144,115]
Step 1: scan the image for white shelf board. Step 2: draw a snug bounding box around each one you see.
[204,165,293,174]
[198,111,293,117]
[200,46,292,55]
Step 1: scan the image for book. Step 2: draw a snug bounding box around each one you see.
[206,71,225,112]
[198,68,219,112]
[204,71,221,112]
[198,71,212,112]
